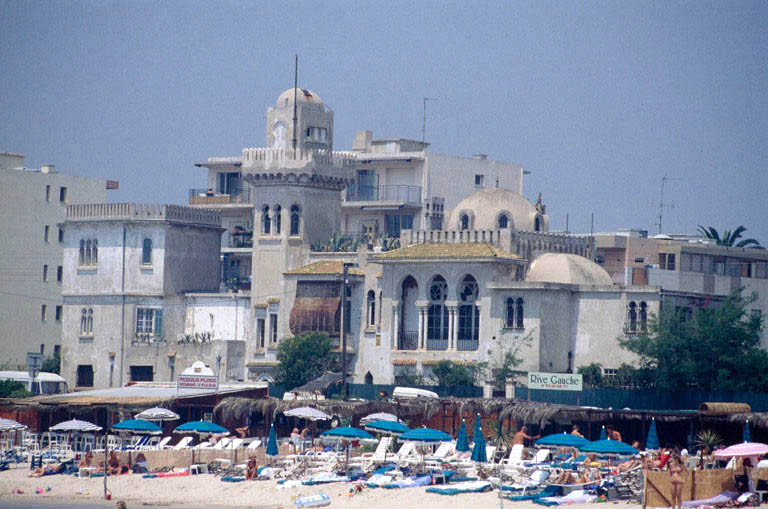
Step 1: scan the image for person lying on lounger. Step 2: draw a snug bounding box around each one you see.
[578,467,602,484]
[29,463,64,477]
[553,470,578,484]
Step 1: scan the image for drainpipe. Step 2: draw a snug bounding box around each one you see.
[119,224,126,386]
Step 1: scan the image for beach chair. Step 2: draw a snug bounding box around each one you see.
[226,438,244,450]
[172,436,193,450]
[212,437,232,450]
[358,436,393,464]
[426,440,455,462]
[245,439,262,451]
[486,445,497,463]
[393,442,420,466]
[143,436,172,450]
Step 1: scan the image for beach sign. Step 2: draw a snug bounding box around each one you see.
[527,372,582,391]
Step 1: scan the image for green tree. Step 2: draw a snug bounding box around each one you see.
[577,362,603,388]
[618,288,767,392]
[275,332,339,390]
[428,360,477,386]
[42,352,61,374]
[0,380,32,398]
[395,366,424,387]
[697,225,762,248]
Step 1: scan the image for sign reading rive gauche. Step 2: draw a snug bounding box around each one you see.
[177,374,218,390]
[528,372,582,391]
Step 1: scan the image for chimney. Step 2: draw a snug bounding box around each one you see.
[41,164,55,173]
[352,130,373,152]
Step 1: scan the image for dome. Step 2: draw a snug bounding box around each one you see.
[526,253,613,285]
[276,88,323,107]
[448,188,547,232]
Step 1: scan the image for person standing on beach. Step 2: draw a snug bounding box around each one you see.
[512,426,540,446]
[668,455,687,509]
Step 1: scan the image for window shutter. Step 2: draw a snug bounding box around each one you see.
[154,309,163,336]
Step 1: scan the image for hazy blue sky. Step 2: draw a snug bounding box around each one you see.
[2,1,766,242]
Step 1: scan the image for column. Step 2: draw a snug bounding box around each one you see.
[417,306,427,350]
[392,302,400,350]
[450,306,459,350]
[447,306,457,350]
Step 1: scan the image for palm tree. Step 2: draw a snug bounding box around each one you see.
[697,225,762,248]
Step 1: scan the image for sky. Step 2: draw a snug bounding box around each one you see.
[2,0,767,242]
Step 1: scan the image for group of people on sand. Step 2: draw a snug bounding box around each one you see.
[29,450,143,478]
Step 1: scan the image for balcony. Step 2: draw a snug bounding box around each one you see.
[344,184,421,207]
[399,331,418,350]
[427,338,448,351]
[227,229,253,248]
[188,188,252,206]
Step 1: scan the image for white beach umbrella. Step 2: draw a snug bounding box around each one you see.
[284,406,330,421]
[50,419,102,432]
[0,418,27,431]
[360,412,402,425]
[134,407,180,422]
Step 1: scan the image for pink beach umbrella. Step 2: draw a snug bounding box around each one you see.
[713,442,768,459]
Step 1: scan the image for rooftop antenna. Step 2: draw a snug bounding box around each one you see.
[655,175,681,234]
[422,97,437,145]
[292,54,298,157]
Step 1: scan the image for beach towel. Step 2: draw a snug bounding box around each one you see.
[365,474,393,487]
[382,475,432,489]
[681,490,740,507]
[302,472,349,485]
[426,480,491,495]
[506,485,562,501]
[221,476,245,482]
[156,470,190,478]
[534,489,597,506]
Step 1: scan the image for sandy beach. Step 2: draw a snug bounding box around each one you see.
[0,467,642,508]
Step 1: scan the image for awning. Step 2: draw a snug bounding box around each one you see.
[289,282,341,335]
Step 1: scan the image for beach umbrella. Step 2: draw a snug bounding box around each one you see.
[111,419,162,434]
[399,427,453,465]
[174,421,228,435]
[266,423,279,457]
[0,418,27,431]
[580,439,638,456]
[321,426,374,469]
[744,420,752,443]
[599,425,607,440]
[364,420,410,436]
[283,406,330,421]
[645,418,660,451]
[536,432,590,448]
[456,420,470,452]
[360,412,402,425]
[134,407,180,422]
[713,442,768,459]
[50,419,102,432]
[471,426,487,463]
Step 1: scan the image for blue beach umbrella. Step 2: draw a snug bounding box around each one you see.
[456,420,470,452]
[471,426,487,463]
[266,423,279,457]
[472,415,482,443]
[744,420,751,443]
[399,427,453,444]
[536,432,590,448]
[112,419,161,434]
[580,439,638,456]
[599,426,607,441]
[321,427,374,440]
[174,421,228,435]
[646,418,660,450]
[364,420,410,436]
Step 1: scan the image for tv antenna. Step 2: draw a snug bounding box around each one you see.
[422,97,437,144]
[655,175,681,234]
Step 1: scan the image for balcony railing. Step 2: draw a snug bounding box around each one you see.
[345,184,421,205]
[227,231,253,248]
[189,188,252,205]
[399,331,419,350]
[457,339,479,351]
[427,338,448,351]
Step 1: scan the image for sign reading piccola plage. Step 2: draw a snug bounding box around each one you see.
[527,372,583,391]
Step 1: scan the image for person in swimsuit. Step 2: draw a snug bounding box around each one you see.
[668,455,687,509]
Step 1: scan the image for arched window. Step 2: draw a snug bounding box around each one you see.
[460,213,469,230]
[290,205,300,236]
[457,275,480,350]
[343,286,352,333]
[427,276,449,349]
[262,206,271,234]
[628,301,637,332]
[639,301,648,332]
[92,239,97,264]
[80,308,93,336]
[141,238,152,265]
[505,297,515,328]
[400,276,419,350]
[274,205,282,234]
[86,308,93,334]
[515,298,524,328]
[364,371,373,385]
[534,216,541,232]
[272,121,287,150]
[366,290,376,327]
[498,214,509,229]
[79,240,85,266]
[85,240,92,265]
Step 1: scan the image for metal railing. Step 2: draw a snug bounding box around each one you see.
[399,331,419,350]
[427,338,449,351]
[188,187,252,205]
[457,339,479,351]
[345,184,421,204]
[227,231,253,248]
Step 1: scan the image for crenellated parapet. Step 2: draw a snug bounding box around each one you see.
[513,230,594,259]
[242,148,355,178]
[66,203,221,227]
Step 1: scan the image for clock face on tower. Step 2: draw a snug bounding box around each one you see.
[272,121,287,150]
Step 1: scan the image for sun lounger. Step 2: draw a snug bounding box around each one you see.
[382,474,433,489]
[681,490,740,507]
[172,436,193,450]
[246,439,262,450]
[501,469,551,491]
[533,489,597,506]
[357,436,393,465]
[506,484,562,501]
[426,480,492,495]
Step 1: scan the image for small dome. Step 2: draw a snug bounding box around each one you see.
[526,253,613,285]
[449,188,547,232]
[276,88,323,107]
